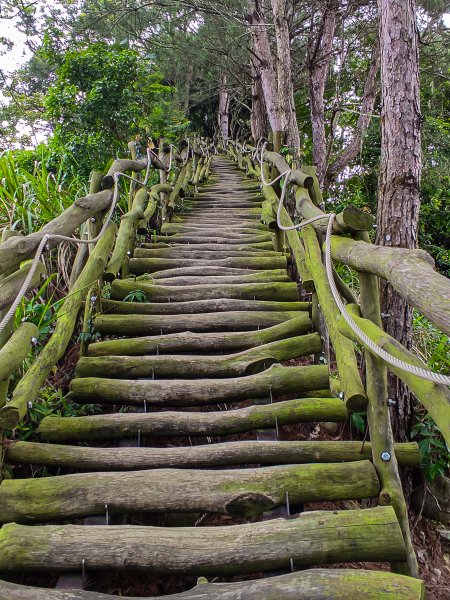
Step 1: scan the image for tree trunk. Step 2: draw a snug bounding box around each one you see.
[250,63,268,141]
[270,0,300,148]
[308,1,337,184]
[325,38,380,186]
[218,72,230,148]
[247,0,284,132]
[376,0,422,442]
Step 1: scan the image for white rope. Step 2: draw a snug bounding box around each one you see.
[259,141,289,187]
[0,165,154,336]
[270,163,450,386]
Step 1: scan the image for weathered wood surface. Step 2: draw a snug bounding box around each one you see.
[129,272,290,286]
[0,189,114,275]
[77,334,321,378]
[303,225,367,410]
[122,255,286,272]
[0,507,406,573]
[88,315,311,355]
[0,223,117,429]
[6,439,420,470]
[0,461,379,522]
[69,363,329,407]
[37,398,346,441]
[144,242,274,252]
[0,322,39,382]
[330,236,450,336]
[133,248,283,259]
[0,261,47,311]
[100,297,308,316]
[110,280,298,302]
[151,234,272,245]
[338,304,450,446]
[0,569,425,599]
[93,310,305,335]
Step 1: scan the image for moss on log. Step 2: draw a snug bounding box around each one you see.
[133,247,282,259]
[70,363,329,407]
[93,310,306,336]
[0,322,39,381]
[0,569,426,599]
[104,187,148,281]
[0,461,379,523]
[330,236,450,336]
[151,234,273,245]
[0,506,406,573]
[0,189,114,275]
[6,439,420,470]
[99,298,308,316]
[0,261,47,311]
[38,397,343,442]
[129,273,290,287]
[302,226,367,410]
[110,280,298,302]
[123,256,285,273]
[161,222,270,236]
[338,304,450,446]
[77,334,321,379]
[88,315,310,356]
[0,223,116,430]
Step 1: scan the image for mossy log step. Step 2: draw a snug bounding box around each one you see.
[6,440,420,470]
[159,227,273,241]
[128,272,289,286]
[123,256,286,273]
[69,364,329,407]
[133,248,283,260]
[110,281,297,302]
[149,265,276,277]
[87,316,310,356]
[0,461,380,523]
[151,234,273,245]
[99,298,308,317]
[0,322,39,380]
[93,310,306,336]
[144,242,274,252]
[0,507,407,573]
[0,569,425,600]
[129,253,287,274]
[142,274,289,287]
[77,334,321,379]
[37,397,345,442]
[161,224,269,236]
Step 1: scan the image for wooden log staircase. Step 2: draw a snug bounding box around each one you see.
[0,156,428,598]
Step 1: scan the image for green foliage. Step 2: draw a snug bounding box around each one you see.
[350,411,367,434]
[411,413,449,481]
[123,289,147,303]
[43,42,181,175]
[7,386,101,441]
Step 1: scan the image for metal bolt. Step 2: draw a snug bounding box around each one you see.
[31,337,38,346]
[27,401,33,409]
[90,217,96,223]
[381,451,391,462]
[384,234,391,242]
[127,251,131,256]
[381,312,391,318]
[339,391,345,400]
[372,224,378,229]
[45,243,50,251]
[387,398,396,406]
[90,295,97,303]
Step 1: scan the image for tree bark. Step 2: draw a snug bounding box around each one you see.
[6,439,420,470]
[375,0,422,443]
[218,73,230,148]
[250,62,268,141]
[0,569,425,599]
[308,1,337,184]
[247,0,284,133]
[270,0,300,148]
[0,507,406,573]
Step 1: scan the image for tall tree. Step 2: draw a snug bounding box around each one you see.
[375,0,422,440]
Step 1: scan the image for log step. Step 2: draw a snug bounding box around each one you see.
[5,440,421,470]
[77,334,322,379]
[0,461,380,523]
[0,569,425,599]
[0,507,407,574]
[69,364,329,407]
[93,310,308,336]
[110,280,298,302]
[121,255,286,273]
[151,234,273,244]
[88,316,312,355]
[37,398,347,442]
